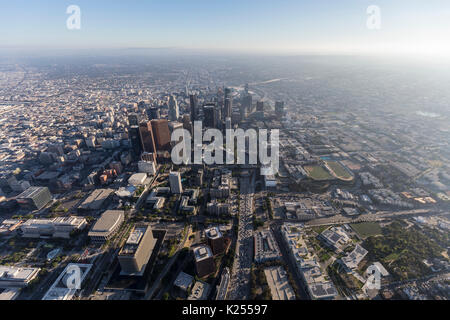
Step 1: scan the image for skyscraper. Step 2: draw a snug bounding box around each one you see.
[243,94,252,113]
[224,98,232,119]
[189,94,198,122]
[275,101,285,115]
[256,100,264,112]
[225,117,232,130]
[138,121,156,153]
[169,171,183,194]
[118,224,156,275]
[151,119,171,152]
[203,104,217,128]
[147,107,161,120]
[129,126,143,158]
[168,95,179,121]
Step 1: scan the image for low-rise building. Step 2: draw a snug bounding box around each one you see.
[188,281,210,300]
[281,223,338,300]
[20,216,87,239]
[254,229,281,263]
[88,210,124,243]
[16,186,52,211]
[0,266,41,288]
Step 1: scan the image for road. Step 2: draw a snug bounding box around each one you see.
[228,172,255,300]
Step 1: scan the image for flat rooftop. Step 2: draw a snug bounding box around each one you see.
[205,227,222,240]
[119,225,150,256]
[193,245,213,262]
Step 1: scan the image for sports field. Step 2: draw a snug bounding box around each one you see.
[350,222,382,238]
[304,165,334,180]
[325,161,353,181]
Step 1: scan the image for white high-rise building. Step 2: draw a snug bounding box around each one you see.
[225,117,232,130]
[169,171,183,194]
[168,95,179,121]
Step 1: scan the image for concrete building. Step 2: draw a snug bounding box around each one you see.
[88,210,124,243]
[254,229,281,263]
[193,245,215,278]
[206,201,229,216]
[168,95,179,121]
[78,188,113,211]
[281,223,338,300]
[138,160,156,175]
[318,226,351,252]
[139,121,157,154]
[174,271,194,293]
[205,227,225,255]
[20,216,87,239]
[0,266,41,288]
[16,186,52,211]
[151,119,171,152]
[188,281,211,300]
[169,171,183,194]
[341,244,368,271]
[128,173,147,186]
[264,266,295,300]
[118,225,156,275]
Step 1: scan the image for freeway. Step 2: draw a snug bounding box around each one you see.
[305,208,442,227]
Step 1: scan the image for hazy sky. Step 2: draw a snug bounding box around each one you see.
[1,0,450,56]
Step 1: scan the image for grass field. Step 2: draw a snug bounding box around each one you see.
[325,161,353,181]
[304,165,334,180]
[350,222,382,238]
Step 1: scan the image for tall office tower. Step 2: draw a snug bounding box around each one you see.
[224,87,231,99]
[239,104,247,122]
[118,225,156,275]
[189,94,198,122]
[224,98,232,119]
[243,94,252,112]
[169,171,183,194]
[225,117,232,130]
[193,245,215,278]
[129,126,143,158]
[244,83,249,95]
[205,227,226,255]
[147,107,161,120]
[151,119,171,151]
[256,100,264,112]
[128,113,141,126]
[168,95,179,121]
[203,104,217,128]
[138,121,156,153]
[275,101,285,115]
